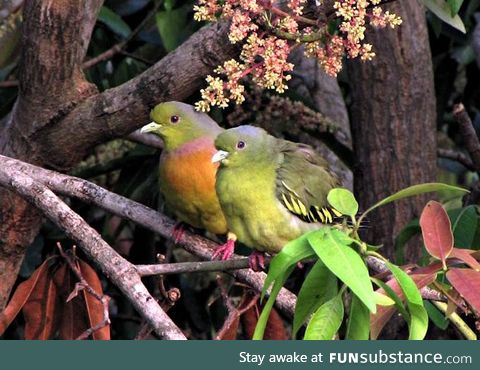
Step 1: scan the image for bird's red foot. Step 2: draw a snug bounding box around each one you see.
[172,223,186,244]
[248,250,266,272]
[212,239,236,261]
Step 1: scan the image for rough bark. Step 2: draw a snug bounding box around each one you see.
[0,0,103,308]
[348,0,437,262]
[0,0,239,308]
[0,154,298,319]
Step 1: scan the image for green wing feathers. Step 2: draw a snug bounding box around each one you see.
[275,141,343,224]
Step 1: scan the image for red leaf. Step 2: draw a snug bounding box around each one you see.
[449,248,480,271]
[22,264,60,339]
[0,259,53,336]
[447,268,480,315]
[216,314,241,340]
[420,201,453,268]
[242,304,288,340]
[370,273,437,339]
[79,261,110,340]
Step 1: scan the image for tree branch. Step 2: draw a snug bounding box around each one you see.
[0,160,186,340]
[0,154,298,318]
[453,103,480,173]
[137,259,250,277]
[438,148,476,172]
[33,21,240,171]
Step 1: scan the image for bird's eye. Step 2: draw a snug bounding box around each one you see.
[170,115,180,124]
[236,141,246,150]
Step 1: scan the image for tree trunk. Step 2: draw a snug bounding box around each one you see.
[0,0,239,309]
[348,0,437,262]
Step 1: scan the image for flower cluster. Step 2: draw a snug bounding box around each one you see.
[193,0,402,111]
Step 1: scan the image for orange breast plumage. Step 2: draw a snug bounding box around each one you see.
[159,137,227,235]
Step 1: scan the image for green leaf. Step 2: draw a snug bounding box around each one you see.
[371,278,410,320]
[98,6,132,38]
[420,0,466,33]
[304,294,344,340]
[361,183,468,222]
[253,266,294,340]
[155,7,188,52]
[394,219,420,265]
[447,0,464,15]
[308,229,376,313]
[386,263,429,340]
[327,188,359,217]
[262,232,315,299]
[293,260,337,336]
[346,295,370,340]
[424,300,449,330]
[374,291,396,306]
[451,206,479,249]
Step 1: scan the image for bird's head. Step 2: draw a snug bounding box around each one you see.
[212,125,273,168]
[140,101,221,150]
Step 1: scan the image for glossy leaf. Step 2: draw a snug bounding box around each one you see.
[98,6,131,38]
[387,263,429,340]
[447,268,480,315]
[293,260,337,336]
[262,232,315,299]
[370,274,436,339]
[394,219,420,265]
[254,266,294,340]
[450,248,480,271]
[451,206,479,249]
[447,0,464,15]
[155,7,189,52]
[420,0,466,33]
[374,291,396,306]
[308,229,376,313]
[346,295,370,340]
[420,201,453,267]
[327,188,358,216]
[304,294,344,340]
[361,183,468,221]
[424,300,449,330]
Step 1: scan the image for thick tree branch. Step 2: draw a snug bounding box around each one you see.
[0,154,298,318]
[34,21,239,171]
[0,162,186,340]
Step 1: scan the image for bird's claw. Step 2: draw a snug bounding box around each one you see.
[212,239,235,261]
[172,223,186,244]
[248,251,266,272]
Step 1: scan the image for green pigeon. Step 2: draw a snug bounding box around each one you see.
[140,101,231,242]
[212,125,342,269]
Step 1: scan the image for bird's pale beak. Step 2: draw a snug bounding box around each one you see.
[140,121,160,134]
[212,150,229,163]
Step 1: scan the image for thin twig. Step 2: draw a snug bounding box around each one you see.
[57,243,111,340]
[0,2,162,88]
[136,258,251,276]
[0,154,298,318]
[0,160,186,340]
[438,148,476,172]
[83,2,162,69]
[432,301,477,340]
[366,256,446,301]
[453,103,480,173]
[0,80,18,88]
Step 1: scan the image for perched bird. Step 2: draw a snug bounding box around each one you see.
[212,125,342,270]
[140,101,230,242]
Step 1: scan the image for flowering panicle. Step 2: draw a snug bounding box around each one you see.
[193,0,402,111]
